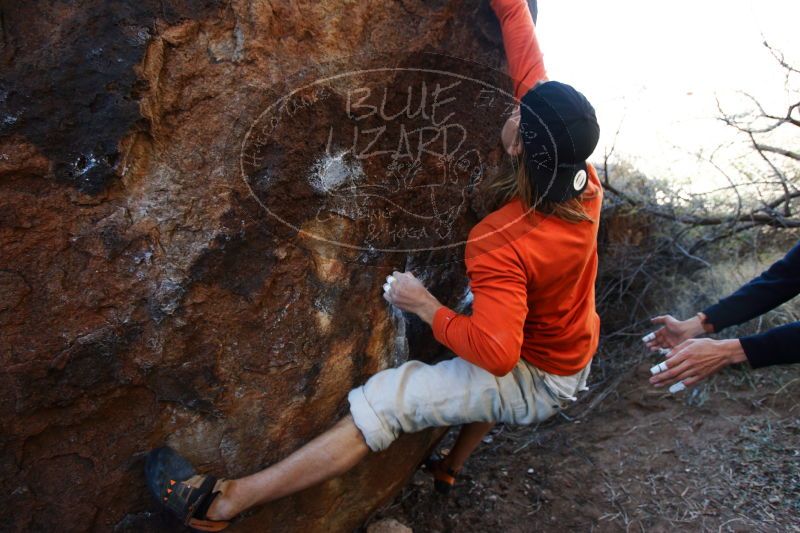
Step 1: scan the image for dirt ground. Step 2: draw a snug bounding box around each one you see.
[368,343,800,532]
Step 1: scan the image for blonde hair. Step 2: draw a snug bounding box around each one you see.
[486,147,594,224]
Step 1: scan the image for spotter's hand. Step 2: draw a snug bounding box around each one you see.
[383,271,442,325]
[643,314,704,351]
[649,338,747,389]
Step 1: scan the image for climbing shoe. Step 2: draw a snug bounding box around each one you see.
[145,446,230,532]
[423,453,460,495]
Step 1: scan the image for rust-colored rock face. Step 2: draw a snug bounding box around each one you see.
[0,1,519,531]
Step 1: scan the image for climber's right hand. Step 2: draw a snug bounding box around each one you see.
[383,271,443,325]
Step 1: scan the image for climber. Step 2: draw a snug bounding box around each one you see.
[645,240,800,391]
[145,0,603,529]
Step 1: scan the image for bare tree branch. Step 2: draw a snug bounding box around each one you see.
[755,144,800,162]
[763,39,800,75]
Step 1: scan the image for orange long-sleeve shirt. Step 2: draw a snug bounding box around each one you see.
[432,167,602,377]
[431,0,601,377]
[492,0,547,101]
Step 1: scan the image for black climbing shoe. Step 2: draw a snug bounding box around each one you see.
[145,446,230,532]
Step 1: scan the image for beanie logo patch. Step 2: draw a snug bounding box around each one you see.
[573,169,587,191]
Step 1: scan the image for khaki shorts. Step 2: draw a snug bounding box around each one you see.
[348,356,591,452]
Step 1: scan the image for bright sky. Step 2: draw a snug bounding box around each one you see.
[536,0,799,191]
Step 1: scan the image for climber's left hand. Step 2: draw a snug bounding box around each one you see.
[383,271,443,325]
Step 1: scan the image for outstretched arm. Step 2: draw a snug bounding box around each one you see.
[739,321,800,368]
[493,0,547,155]
[647,241,800,388]
[647,240,800,351]
[702,240,800,332]
[491,0,547,101]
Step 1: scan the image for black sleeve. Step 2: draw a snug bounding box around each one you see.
[740,321,800,369]
[702,240,800,332]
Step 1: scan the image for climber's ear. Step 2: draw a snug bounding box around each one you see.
[506,132,523,157]
[501,106,522,156]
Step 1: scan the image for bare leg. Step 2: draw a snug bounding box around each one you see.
[442,421,494,472]
[207,415,369,521]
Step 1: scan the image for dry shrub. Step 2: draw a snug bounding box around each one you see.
[596,160,800,368]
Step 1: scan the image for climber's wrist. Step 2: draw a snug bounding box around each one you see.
[414,297,443,326]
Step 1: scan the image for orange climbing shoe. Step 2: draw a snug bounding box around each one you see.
[423,454,460,495]
[145,446,230,532]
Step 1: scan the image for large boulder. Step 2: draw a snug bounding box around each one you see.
[0,0,525,530]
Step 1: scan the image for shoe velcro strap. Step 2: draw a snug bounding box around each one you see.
[163,474,216,523]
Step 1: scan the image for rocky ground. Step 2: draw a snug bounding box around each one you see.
[370,342,800,532]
